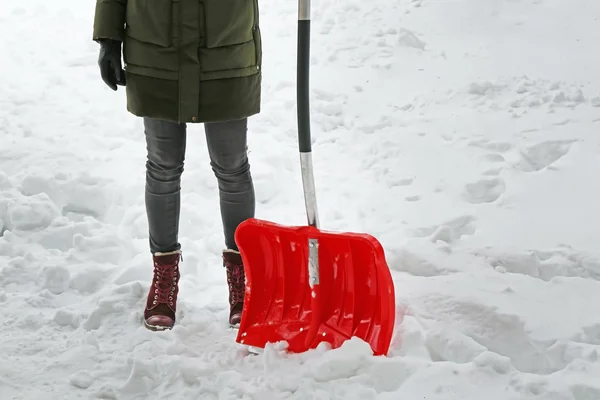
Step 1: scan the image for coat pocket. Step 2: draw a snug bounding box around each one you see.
[253,26,262,67]
[203,0,255,48]
[126,0,173,48]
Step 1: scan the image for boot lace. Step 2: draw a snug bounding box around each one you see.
[226,263,245,305]
[152,258,179,308]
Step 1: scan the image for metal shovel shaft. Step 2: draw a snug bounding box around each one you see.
[297,0,322,348]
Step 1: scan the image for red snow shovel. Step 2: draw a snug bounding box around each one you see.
[233,0,396,356]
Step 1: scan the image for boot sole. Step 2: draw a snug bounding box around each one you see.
[144,321,235,331]
[144,320,174,332]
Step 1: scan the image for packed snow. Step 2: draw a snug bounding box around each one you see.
[1,0,600,398]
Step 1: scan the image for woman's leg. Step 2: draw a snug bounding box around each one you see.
[204,117,255,326]
[204,117,255,251]
[142,117,186,331]
[144,118,187,253]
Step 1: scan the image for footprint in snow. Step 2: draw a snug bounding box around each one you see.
[462,178,506,204]
[481,153,505,163]
[515,140,576,172]
[419,295,566,374]
[468,139,513,153]
[390,177,414,187]
[482,168,503,176]
[479,247,600,282]
[396,28,426,50]
[387,248,453,277]
[412,215,477,245]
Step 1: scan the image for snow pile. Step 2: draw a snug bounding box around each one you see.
[1,0,600,399]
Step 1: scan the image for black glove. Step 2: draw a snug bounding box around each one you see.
[97,39,126,91]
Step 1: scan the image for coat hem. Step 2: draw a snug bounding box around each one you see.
[126,105,261,124]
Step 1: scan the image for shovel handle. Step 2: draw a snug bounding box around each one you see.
[297,0,311,154]
[298,0,323,350]
[297,0,319,229]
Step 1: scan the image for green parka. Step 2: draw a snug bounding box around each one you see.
[92,0,262,123]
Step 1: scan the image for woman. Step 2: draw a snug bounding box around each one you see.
[92,0,262,331]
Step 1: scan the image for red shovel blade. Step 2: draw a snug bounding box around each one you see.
[234,218,396,356]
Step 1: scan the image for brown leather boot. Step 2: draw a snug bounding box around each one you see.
[223,249,245,327]
[143,250,181,331]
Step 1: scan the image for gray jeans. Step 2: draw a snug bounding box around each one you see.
[144,117,255,254]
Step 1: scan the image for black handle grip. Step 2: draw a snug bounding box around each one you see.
[297,20,311,153]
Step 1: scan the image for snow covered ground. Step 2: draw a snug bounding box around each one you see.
[1,0,600,398]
